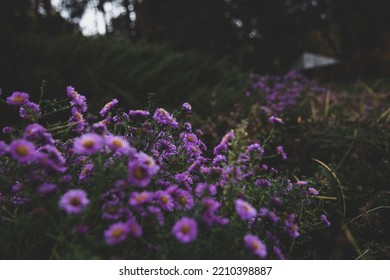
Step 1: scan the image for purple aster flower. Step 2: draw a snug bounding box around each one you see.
[255,179,271,188]
[6,91,29,106]
[274,246,285,260]
[235,199,257,220]
[183,122,192,132]
[153,108,178,129]
[212,154,226,166]
[128,218,142,237]
[129,191,153,207]
[105,135,132,156]
[102,200,123,220]
[244,234,267,258]
[59,189,90,215]
[79,162,93,182]
[172,217,198,244]
[37,182,57,196]
[19,101,41,120]
[128,109,150,117]
[23,123,54,145]
[246,143,265,158]
[100,98,119,117]
[70,107,88,133]
[276,145,287,160]
[12,181,23,192]
[0,141,8,156]
[182,132,198,146]
[284,214,300,238]
[182,102,192,113]
[213,130,234,155]
[308,187,319,195]
[155,190,174,211]
[73,133,104,155]
[36,144,67,173]
[175,189,194,210]
[9,139,36,164]
[153,138,177,159]
[67,86,87,112]
[2,126,15,135]
[295,180,308,187]
[202,198,221,212]
[320,214,331,227]
[104,222,130,245]
[268,115,284,124]
[128,152,159,187]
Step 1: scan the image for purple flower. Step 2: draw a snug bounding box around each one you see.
[129,191,153,206]
[19,102,41,120]
[128,109,150,117]
[6,91,29,106]
[246,143,264,158]
[175,189,194,210]
[213,131,234,155]
[36,145,67,173]
[128,152,159,187]
[268,115,284,124]
[79,162,94,182]
[276,146,287,160]
[255,179,271,188]
[155,190,174,211]
[296,180,308,186]
[104,222,130,245]
[153,108,178,129]
[284,214,300,238]
[172,217,198,244]
[235,199,257,220]
[105,135,132,156]
[37,182,57,196]
[73,133,104,155]
[9,139,36,163]
[308,187,319,195]
[182,102,192,113]
[59,189,90,215]
[100,99,119,117]
[67,86,87,112]
[102,200,123,220]
[70,107,87,133]
[244,234,267,259]
[320,214,331,227]
[128,219,143,237]
[23,123,54,145]
[182,132,198,146]
[0,141,8,156]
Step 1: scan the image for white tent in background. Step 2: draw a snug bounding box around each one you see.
[291,52,340,70]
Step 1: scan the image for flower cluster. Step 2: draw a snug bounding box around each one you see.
[247,71,327,115]
[0,87,329,259]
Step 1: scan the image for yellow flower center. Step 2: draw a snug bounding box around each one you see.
[112,139,123,148]
[69,197,81,207]
[82,139,95,149]
[134,166,147,179]
[111,228,124,238]
[180,225,190,234]
[13,96,25,103]
[178,196,187,206]
[160,196,168,204]
[16,145,29,157]
[187,135,195,142]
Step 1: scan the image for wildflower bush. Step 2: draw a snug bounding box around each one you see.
[0,86,330,259]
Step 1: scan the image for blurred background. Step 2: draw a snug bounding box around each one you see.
[1,0,389,110]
